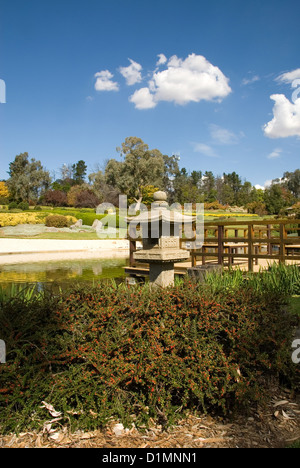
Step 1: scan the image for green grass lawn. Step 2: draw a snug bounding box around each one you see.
[0,231,129,240]
[9,232,102,240]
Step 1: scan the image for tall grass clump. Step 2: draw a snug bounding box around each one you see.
[0,284,45,305]
[203,263,300,297]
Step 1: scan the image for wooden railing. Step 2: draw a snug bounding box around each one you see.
[186,219,300,271]
[128,219,300,272]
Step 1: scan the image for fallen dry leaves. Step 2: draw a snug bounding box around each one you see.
[1,386,299,449]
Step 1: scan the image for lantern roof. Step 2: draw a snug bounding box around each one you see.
[125,191,196,225]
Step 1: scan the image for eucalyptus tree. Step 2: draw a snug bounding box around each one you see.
[7,152,51,202]
[105,137,165,209]
[283,169,300,199]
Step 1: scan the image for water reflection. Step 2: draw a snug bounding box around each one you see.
[0,258,128,289]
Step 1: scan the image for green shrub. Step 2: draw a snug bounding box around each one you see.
[8,202,18,210]
[45,214,72,228]
[0,279,298,434]
[17,201,30,211]
[34,205,42,211]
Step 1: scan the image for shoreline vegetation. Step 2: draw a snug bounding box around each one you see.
[0,265,299,448]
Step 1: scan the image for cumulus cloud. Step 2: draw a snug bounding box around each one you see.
[129,53,231,109]
[94,70,119,91]
[209,124,239,145]
[129,87,156,110]
[119,59,142,86]
[156,53,167,66]
[264,94,300,138]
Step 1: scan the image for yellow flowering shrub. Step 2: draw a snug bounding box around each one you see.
[0,213,45,227]
[0,213,77,227]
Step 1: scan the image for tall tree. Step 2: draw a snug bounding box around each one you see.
[162,154,180,202]
[72,160,87,185]
[219,183,235,205]
[88,169,120,205]
[201,171,216,202]
[173,168,203,204]
[236,181,253,206]
[264,184,292,215]
[283,169,300,199]
[60,163,73,181]
[223,172,242,204]
[7,152,51,202]
[105,137,165,209]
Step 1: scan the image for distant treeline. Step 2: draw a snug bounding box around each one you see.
[1,137,300,216]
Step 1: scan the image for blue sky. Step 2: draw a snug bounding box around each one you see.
[1,0,300,188]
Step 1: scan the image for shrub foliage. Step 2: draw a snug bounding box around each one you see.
[0,278,298,434]
[45,214,76,228]
[0,212,45,227]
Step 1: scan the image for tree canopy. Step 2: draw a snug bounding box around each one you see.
[105,137,165,206]
[3,141,300,214]
[7,152,51,202]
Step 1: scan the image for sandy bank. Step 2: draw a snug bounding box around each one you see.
[0,239,132,265]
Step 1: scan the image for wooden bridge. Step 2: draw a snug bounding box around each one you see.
[125,218,300,279]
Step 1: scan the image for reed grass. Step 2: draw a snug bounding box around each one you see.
[203,263,300,297]
[0,284,44,304]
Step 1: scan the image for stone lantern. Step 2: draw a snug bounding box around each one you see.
[126,191,196,288]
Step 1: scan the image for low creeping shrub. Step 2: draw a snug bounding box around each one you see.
[0,277,299,434]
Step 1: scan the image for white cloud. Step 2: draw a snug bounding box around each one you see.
[119,59,142,86]
[94,70,119,91]
[255,180,272,190]
[267,148,282,159]
[192,143,218,158]
[264,94,300,138]
[242,75,260,86]
[129,53,231,109]
[156,53,167,66]
[209,124,239,145]
[276,69,300,84]
[129,87,156,110]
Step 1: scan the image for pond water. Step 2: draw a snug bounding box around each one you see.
[0,257,129,292]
